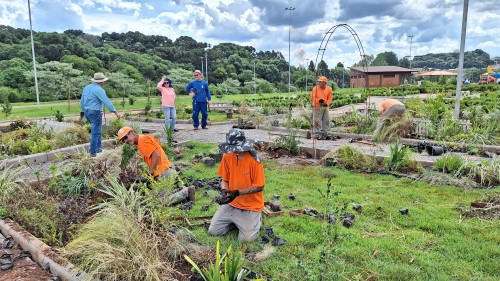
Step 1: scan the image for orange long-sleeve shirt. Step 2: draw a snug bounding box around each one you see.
[310,85,333,108]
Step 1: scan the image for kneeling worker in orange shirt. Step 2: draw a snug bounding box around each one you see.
[376,98,406,131]
[208,128,265,242]
[117,127,195,205]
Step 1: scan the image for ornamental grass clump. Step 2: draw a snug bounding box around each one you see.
[325,145,377,171]
[63,179,180,281]
[433,154,465,176]
[372,118,413,142]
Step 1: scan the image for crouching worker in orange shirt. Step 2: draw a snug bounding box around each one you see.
[117,127,195,205]
[208,128,265,242]
[375,98,406,131]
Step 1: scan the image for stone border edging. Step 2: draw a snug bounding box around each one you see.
[0,139,116,170]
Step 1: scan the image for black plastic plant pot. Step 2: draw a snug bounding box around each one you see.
[353,204,363,213]
[342,218,353,228]
[426,145,444,156]
[324,158,337,167]
[203,158,216,167]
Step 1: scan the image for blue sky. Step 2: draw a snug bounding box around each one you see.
[1,0,499,68]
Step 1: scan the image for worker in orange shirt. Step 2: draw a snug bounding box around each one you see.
[376,98,406,130]
[310,76,333,139]
[117,127,195,205]
[208,128,265,242]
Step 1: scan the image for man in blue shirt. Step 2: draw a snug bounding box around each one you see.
[80,72,121,157]
[185,70,211,130]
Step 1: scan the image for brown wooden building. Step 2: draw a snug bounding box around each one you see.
[349,66,415,88]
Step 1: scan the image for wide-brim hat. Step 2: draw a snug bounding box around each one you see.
[218,128,255,153]
[91,72,109,82]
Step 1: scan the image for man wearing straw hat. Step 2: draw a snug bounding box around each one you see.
[208,128,265,242]
[310,76,333,139]
[80,72,121,157]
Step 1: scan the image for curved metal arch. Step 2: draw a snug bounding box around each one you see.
[314,23,370,114]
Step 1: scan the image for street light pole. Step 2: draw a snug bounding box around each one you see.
[205,44,210,83]
[285,6,295,93]
[200,56,204,75]
[408,35,414,69]
[28,0,40,109]
[342,62,345,88]
[305,58,309,92]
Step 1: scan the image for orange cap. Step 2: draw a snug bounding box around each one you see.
[117,126,132,140]
[317,76,328,82]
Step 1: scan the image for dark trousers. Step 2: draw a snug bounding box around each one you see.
[192,101,208,128]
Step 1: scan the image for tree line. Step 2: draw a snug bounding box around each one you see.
[0,25,497,103]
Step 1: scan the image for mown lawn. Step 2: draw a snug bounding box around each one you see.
[1,89,360,121]
[170,143,499,280]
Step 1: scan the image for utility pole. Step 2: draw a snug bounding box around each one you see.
[285,6,295,93]
[254,60,256,94]
[305,58,309,92]
[200,56,204,75]
[408,35,414,69]
[342,62,345,88]
[454,0,469,119]
[28,0,40,108]
[205,44,210,83]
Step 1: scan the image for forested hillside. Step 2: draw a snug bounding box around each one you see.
[0,25,497,103]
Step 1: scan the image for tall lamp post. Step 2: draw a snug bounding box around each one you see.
[199,56,204,75]
[285,6,295,93]
[253,60,257,94]
[28,0,40,108]
[342,62,345,88]
[407,35,414,69]
[205,44,211,83]
[305,58,309,92]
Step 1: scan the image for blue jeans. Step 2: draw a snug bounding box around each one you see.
[162,106,176,130]
[192,101,208,128]
[84,109,102,156]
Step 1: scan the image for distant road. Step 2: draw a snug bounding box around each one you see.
[11,97,151,109]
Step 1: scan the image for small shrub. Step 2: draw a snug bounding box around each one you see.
[184,240,249,281]
[459,156,500,187]
[51,126,90,149]
[163,125,174,147]
[434,154,465,175]
[129,96,136,105]
[54,110,64,122]
[144,98,152,115]
[384,142,412,172]
[1,101,12,116]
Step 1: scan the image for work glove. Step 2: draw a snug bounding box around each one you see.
[318,99,324,104]
[321,103,328,107]
[79,112,85,121]
[216,190,239,205]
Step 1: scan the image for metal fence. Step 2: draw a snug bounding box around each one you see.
[409,118,471,137]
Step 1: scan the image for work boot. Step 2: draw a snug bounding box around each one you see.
[187,185,196,202]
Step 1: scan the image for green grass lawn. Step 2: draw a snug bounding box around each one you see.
[169,143,500,280]
[1,89,361,121]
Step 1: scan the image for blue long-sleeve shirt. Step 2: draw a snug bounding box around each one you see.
[185,80,211,102]
[80,82,116,112]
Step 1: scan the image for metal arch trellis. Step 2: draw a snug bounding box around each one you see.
[314,23,371,115]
